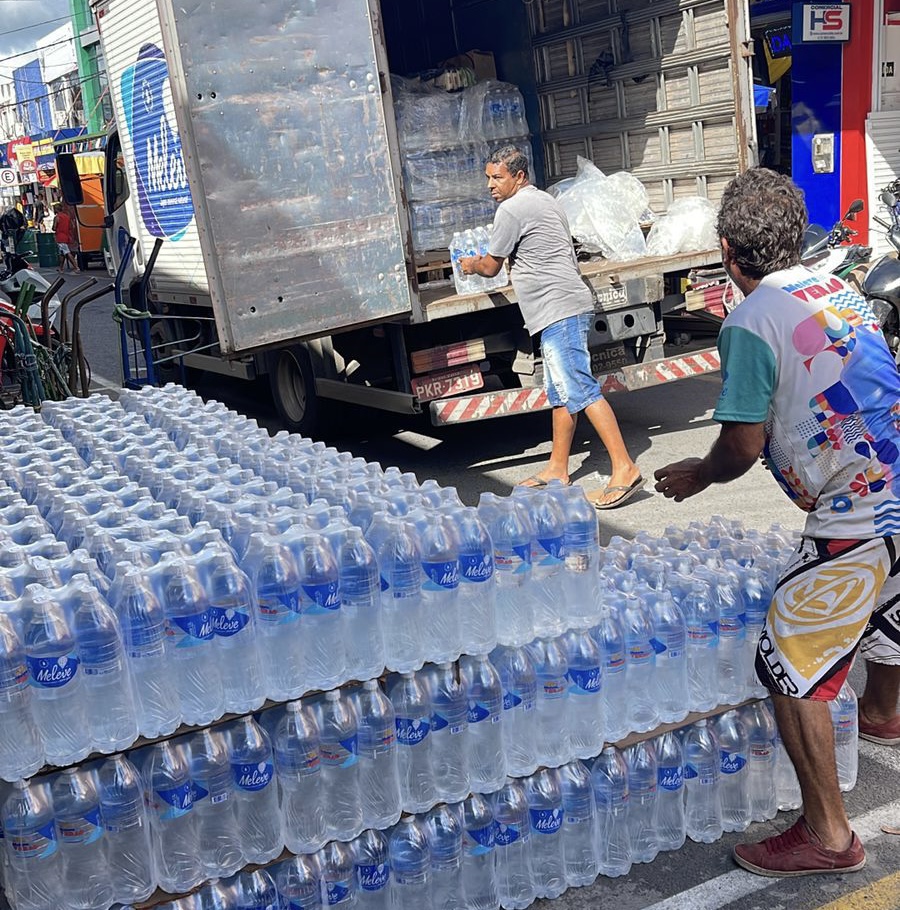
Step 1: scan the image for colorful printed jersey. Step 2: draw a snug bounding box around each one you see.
[712,266,900,538]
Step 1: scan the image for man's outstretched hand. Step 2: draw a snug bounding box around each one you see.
[654,458,711,502]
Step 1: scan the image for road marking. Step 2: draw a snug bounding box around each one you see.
[643,797,900,910]
[816,870,900,909]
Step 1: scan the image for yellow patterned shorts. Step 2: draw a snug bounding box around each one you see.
[756,536,900,700]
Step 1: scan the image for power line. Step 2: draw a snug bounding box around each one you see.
[2,14,70,38]
[0,34,77,67]
[1,68,108,117]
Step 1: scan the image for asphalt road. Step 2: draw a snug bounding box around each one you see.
[60,280,900,910]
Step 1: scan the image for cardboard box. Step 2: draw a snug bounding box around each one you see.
[443,50,497,81]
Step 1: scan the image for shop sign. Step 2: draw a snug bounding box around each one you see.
[799,4,850,42]
[0,169,16,187]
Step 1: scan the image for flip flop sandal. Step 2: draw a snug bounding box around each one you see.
[590,475,646,510]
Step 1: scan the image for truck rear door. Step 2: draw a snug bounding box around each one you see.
[157,0,411,354]
[530,0,756,210]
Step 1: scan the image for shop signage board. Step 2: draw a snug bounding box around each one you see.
[797,3,851,42]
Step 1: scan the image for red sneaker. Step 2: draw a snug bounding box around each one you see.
[858,706,900,745]
[733,817,865,877]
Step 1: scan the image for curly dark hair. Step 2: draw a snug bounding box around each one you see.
[489,145,529,179]
[716,168,808,279]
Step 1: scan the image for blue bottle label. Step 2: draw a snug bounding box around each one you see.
[396,716,430,746]
[683,763,697,780]
[465,823,495,855]
[529,808,562,835]
[467,700,494,724]
[357,863,390,892]
[10,821,57,860]
[191,780,210,803]
[301,582,341,616]
[257,591,301,624]
[430,711,449,732]
[210,606,250,637]
[58,808,103,846]
[422,559,459,591]
[658,765,684,791]
[232,761,274,791]
[650,637,667,655]
[537,535,565,564]
[684,762,716,786]
[321,736,358,769]
[494,822,522,846]
[502,690,521,711]
[460,552,493,583]
[26,653,79,688]
[326,879,352,905]
[285,898,320,910]
[166,610,213,647]
[568,666,601,695]
[154,782,193,820]
[720,750,747,775]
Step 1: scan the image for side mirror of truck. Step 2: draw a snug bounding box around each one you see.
[56,154,84,206]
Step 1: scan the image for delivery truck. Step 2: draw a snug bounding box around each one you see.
[61,0,755,434]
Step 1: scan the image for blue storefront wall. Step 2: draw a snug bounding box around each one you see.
[12,60,53,136]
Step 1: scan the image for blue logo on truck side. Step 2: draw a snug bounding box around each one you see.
[120,43,194,240]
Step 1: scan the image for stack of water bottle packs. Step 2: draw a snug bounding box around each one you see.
[0,387,861,910]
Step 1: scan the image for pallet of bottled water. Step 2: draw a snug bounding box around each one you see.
[0,388,859,910]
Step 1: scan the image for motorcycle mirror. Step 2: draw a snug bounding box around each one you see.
[880,190,898,208]
[845,198,865,219]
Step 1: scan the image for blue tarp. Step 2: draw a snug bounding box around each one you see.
[754,84,776,110]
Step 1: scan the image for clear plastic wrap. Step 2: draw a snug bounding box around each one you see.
[392,76,462,152]
[403,143,489,203]
[555,157,649,260]
[458,81,528,142]
[646,197,720,257]
[410,198,497,253]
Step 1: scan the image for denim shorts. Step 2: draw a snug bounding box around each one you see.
[540,312,603,414]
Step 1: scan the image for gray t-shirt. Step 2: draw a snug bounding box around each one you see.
[488,184,594,336]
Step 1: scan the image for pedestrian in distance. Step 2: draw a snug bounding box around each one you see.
[53,203,80,273]
[655,167,900,877]
[0,205,25,270]
[460,145,644,509]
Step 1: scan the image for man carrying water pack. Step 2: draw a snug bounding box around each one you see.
[655,167,900,876]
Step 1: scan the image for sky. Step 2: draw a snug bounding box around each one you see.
[0,0,73,73]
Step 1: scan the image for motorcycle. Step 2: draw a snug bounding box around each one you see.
[801,198,872,279]
[0,254,63,332]
[862,181,900,362]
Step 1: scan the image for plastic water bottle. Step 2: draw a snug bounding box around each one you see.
[243,532,306,701]
[0,611,42,780]
[740,700,777,821]
[653,731,686,851]
[96,754,155,906]
[563,628,604,758]
[683,719,723,844]
[189,727,244,879]
[162,560,224,725]
[558,760,598,887]
[714,710,751,832]
[351,680,402,830]
[713,568,747,705]
[490,779,535,910]
[319,688,364,842]
[143,739,202,893]
[591,607,629,743]
[774,724,801,811]
[233,868,280,909]
[2,778,63,910]
[646,590,689,724]
[558,486,600,629]
[527,636,570,767]
[415,511,461,664]
[460,654,506,793]
[275,853,323,910]
[425,803,464,910]
[353,828,391,910]
[459,794,499,910]
[69,577,139,753]
[51,767,113,910]
[683,580,719,712]
[425,662,469,804]
[294,532,346,691]
[591,746,631,878]
[389,816,432,910]
[390,671,437,813]
[739,565,770,698]
[624,740,659,864]
[481,498,534,647]
[110,565,181,739]
[207,552,265,714]
[23,584,91,766]
[831,681,859,792]
[450,231,475,296]
[228,716,282,865]
[524,767,565,900]
[448,506,497,656]
[335,528,384,682]
[273,699,326,854]
[490,644,537,777]
[621,593,659,733]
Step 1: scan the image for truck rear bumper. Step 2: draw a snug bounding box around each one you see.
[428,347,720,425]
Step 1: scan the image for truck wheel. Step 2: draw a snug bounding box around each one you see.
[269,346,319,436]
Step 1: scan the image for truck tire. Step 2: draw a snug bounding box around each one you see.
[268,346,319,436]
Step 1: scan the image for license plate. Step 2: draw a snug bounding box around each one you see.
[411,365,484,402]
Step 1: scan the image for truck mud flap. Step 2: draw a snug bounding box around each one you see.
[429,349,721,425]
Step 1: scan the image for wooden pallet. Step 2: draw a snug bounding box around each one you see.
[415,251,453,287]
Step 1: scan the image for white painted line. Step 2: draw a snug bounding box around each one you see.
[643,797,900,910]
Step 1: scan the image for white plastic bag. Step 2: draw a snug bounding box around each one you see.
[646,197,720,256]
